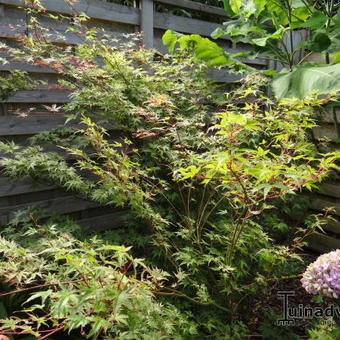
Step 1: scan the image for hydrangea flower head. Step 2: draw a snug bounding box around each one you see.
[301,249,340,298]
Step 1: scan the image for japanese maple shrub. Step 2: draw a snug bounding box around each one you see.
[0,21,339,338]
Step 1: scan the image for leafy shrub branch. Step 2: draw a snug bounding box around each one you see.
[0,214,197,339]
[1,37,340,337]
[0,5,339,338]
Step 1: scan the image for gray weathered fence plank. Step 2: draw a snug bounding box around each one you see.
[313,125,338,141]
[320,108,340,124]
[307,232,340,253]
[323,219,340,235]
[0,0,140,25]
[0,195,100,225]
[0,58,57,73]
[319,183,340,200]
[0,22,26,38]
[0,115,70,135]
[310,197,340,216]
[0,144,78,161]
[0,14,229,49]
[154,12,229,40]
[0,177,54,197]
[78,211,127,231]
[3,90,71,103]
[157,0,226,17]
[205,69,241,83]
[0,114,119,135]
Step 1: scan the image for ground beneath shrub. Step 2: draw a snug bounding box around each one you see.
[248,250,337,339]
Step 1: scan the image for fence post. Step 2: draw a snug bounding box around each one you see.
[140,0,154,49]
[0,5,7,115]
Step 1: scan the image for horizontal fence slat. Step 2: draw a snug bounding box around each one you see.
[0,22,25,38]
[0,0,140,25]
[306,232,340,253]
[0,56,251,81]
[310,197,340,216]
[0,144,82,160]
[319,108,340,124]
[319,183,340,200]
[205,69,241,83]
[0,177,54,197]
[78,211,127,231]
[154,12,229,40]
[3,90,71,103]
[313,126,339,141]
[0,195,101,225]
[0,58,57,73]
[156,0,226,17]
[0,22,84,45]
[0,114,119,136]
[0,115,70,135]
[237,56,267,66]
[323,219,340,235]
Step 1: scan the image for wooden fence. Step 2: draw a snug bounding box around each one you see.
[0,0,261,231]
[0,0,339,251]
[306,108,340,252]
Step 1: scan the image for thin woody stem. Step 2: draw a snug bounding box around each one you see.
[0,279,85,298]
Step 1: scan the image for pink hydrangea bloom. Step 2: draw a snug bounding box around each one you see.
[301,249,340,298]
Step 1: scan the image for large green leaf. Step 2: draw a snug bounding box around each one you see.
[163,30,230,66]
[229,0,241,15]
[251,27,287,46]
[272,63,340,99]
[222,0,264,18]
[162,29,183,53]
[292,11,328,29]
[211,19,267,44]
[254,0,266,13]
[331,51,340,63]
[308,31,331,52]
[267,0,289,26]
[162,30,249,70]
[291,6,311,22]
[221,0,236,17]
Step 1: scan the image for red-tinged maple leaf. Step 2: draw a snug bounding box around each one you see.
[33,60,51,67]
[46,84,70,92]
[14,107,35,117]
[42,104,62,113]
[132,128,158,139]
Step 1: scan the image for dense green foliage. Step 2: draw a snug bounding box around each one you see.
[0,27,339,337]
[215,0,339,67]
[0,1,339,338]
[0,214,197,339]
[307,318,340,340]
[164,0,340,98]
[162,30,250,70]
